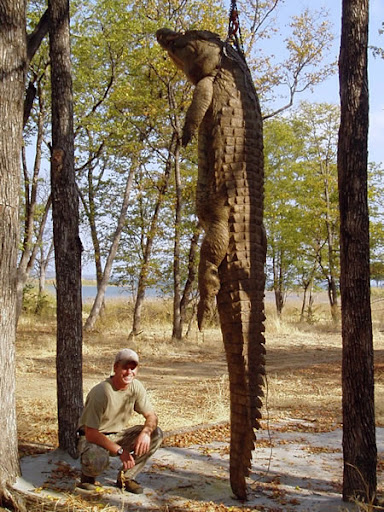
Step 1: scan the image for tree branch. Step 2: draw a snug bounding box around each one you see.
[27,9,49,64]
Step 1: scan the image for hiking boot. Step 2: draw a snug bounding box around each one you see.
[77,473,97,491]
[116,477,143,494]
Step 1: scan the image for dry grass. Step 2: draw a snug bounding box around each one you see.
[16,293,384,444]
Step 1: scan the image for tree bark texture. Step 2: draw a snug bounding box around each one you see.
[338,0,377,502]
[49,0,83,457]
[172,143,182,340]
[0,0,26,500]
[179,223,202,338]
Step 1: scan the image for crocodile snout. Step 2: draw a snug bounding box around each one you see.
[156,28,179,48]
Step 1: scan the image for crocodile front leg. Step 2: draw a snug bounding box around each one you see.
[182,76,214,146]
[184,76,229,329]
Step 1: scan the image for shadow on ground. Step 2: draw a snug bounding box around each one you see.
[14,421,384,512]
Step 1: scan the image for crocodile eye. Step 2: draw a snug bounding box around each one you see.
[173,40,196,55]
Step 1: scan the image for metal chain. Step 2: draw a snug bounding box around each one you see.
[227,0,245,60]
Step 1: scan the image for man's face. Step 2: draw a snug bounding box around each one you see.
[113,360,138,389]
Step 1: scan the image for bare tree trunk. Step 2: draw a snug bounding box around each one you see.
[328,274,339,322]
[272,250,285,317]
[76,156,105,319]
[0,0,26,506]
[38,240,54,295]
[323,165,340,323]
[300,284,308,323]
[16,86,48,320]
[299,267,317,323]
[179,222,202,336]
[338,0,377,502]
[82,155,104,286]
[273,264,284,316]
[307,291,314,323]
[49,0,83,457]
[129,177,171,337]
[172,143,182,340]
[129,135,175,339]
[84,163,136,331]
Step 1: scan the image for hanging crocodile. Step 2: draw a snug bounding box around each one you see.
[156,28,266,500]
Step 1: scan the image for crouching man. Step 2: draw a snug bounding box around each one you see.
[77,348,163,494]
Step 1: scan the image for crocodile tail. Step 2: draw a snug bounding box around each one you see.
[217,277,266,499]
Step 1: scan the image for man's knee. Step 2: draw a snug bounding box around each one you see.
[151,427,164,448]
[80,442,110,477]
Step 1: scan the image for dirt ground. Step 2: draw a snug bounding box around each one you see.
[14,305,384,511]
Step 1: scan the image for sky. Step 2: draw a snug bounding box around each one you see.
[272,0,384,166]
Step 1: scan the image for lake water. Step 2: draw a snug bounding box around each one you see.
[46,286,332,304]
[46,284,158,300]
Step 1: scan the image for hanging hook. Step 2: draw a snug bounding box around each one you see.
[227,0,245,59]
[228,3,240,38]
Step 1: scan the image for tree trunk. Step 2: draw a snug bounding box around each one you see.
[323,166,340,323]
[130,176,171,337]
[179,222,202,335]
[38,241,54,295]
[338,0,377,502]
[49,0,83,457]
[172,143,182,340]
[0,0,26,505]
[84,163,136,331]
[16,87,47,320]
[272,250,285,317]
[328,274,339,323]
[129,134,175,338]
[84,159,104,287]
[300,283,308,323]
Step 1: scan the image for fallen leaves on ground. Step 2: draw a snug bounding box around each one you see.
[42,460,80,491]
[163,423,231,447]
[165,500,280,512]
[303,445,341,454]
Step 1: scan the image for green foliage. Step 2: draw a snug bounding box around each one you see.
[69,0,228,295]
[264,115,304,291]
[264,102,340,301]
[22,284,55,317]
[242,3,337,117]
[371,261,384,286]
[368,162,384,271]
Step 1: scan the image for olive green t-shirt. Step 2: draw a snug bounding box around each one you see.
[79,378,153,433]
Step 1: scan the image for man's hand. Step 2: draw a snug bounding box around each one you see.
[119,449,136,471]
[133,411,158,456]
[134,429,151,457]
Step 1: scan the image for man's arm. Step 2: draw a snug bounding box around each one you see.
[141,411,158,435]
[134,411,158,456]
[84,426,121,455]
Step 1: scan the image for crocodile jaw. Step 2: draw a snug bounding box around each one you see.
[156,28,222,84]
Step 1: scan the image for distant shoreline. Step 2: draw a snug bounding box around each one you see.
[44,278,98,286]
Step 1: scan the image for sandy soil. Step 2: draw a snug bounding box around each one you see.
[14,421,384,511]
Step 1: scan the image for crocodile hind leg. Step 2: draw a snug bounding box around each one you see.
[197,195,229,330]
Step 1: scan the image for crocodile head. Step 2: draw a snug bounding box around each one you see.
[156,28,223,85]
